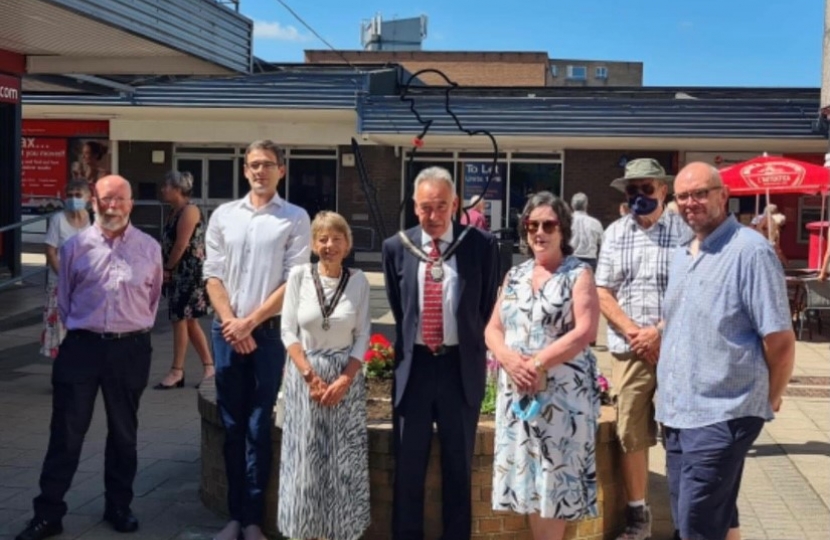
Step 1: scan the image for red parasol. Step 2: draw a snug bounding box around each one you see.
[718,155,830,195]
[719,154,830,268]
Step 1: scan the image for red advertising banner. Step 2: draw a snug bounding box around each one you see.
[0,72,20,104]
[22,120,109,138]
[19,120,111,215]
[21,138,68,214]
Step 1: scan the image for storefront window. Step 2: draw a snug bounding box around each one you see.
[507,162,562,242]
[287,157,337,219]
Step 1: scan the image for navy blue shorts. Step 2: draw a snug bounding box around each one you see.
[664,417,764,540]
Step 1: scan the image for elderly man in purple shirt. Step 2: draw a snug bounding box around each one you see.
[16,175,163,540]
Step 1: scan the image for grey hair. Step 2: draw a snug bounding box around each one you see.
[571,192,588,211]
[469,194,482,206]
[164,170,194,197]
[412,166,456,199]
[65,179,91,195]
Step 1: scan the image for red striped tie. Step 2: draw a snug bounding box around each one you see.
[422,240,444,352]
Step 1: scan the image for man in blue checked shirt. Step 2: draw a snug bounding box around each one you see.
[657,162,795,540]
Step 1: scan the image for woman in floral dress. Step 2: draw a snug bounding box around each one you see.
[154,171,213,389]
[41,180,91,358]
[485,191,601,540]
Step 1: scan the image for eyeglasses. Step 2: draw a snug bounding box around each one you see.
[625,183,657,197]
[97,196,128,206]
[675,186,722,204]
[524,219,560,234]
[245,161,279,171]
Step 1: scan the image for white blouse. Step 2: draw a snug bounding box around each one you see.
[280,263,371,360]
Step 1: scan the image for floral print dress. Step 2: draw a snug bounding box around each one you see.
[161,204,211,321]
[492,256,600,520]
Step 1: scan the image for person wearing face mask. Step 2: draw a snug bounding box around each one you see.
[40,180,92,359]
[595,158,691,540]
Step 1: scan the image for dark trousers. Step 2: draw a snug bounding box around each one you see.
[34,330,152,521]
[392,346,480,540]
[212,319,284,527]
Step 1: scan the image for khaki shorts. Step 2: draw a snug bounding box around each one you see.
[611,352,657,453]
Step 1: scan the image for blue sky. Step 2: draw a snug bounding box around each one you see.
[240,0,823,88]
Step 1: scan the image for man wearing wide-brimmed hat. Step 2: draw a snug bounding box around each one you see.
[595,158,691,540]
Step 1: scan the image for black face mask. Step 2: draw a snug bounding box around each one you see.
[628,194,659,216]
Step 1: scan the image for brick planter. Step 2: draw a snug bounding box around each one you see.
[198,381,626,540]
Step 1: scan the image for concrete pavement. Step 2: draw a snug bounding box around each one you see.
[0,269,827,540]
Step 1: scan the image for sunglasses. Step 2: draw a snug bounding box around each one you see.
[625,183,657,197]
[524,219,560,234]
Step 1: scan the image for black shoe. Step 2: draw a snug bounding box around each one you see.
[103,507,139,533]
[15,518,63,540]
[153,369,185,390]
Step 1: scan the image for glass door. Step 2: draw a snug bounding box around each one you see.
[287,157,337,220]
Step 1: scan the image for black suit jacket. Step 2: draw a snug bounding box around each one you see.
[382,223,500,407]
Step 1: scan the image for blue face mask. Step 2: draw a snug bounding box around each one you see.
[65,197,87,212]
[628,194,660,216]
[511,395,541,422]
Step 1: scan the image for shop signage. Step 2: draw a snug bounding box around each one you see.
[463,162,504,199]
[0,73,20,104]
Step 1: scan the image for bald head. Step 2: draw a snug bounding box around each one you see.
[674,161,728,237]
[95,175,132,198]
[94,175,134,234]
[675,162,723,192]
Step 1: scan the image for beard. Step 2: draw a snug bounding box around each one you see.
[96,211,128,232]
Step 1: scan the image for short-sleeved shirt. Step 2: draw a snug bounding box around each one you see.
[656,216,792,429]
[570,211,604,259]
[595,211,690,353]
[44,211,90,284]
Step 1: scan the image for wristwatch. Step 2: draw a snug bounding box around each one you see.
[533,356,545,372]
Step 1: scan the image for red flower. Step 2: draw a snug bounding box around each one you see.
[370,334,391,348]
[364,349,382,363]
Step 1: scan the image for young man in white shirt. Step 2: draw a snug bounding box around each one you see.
[204,140,311,540]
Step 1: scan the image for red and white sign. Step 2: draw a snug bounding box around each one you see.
[0,72,20,104]
[21,138,68,213]
[22,120,109,138]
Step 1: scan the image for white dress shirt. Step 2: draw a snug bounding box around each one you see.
[203,192,311,319]
[416,227,460,346]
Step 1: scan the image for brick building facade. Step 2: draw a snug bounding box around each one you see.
[305,50,642,87]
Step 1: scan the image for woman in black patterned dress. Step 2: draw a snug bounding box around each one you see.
[154,171,214,389]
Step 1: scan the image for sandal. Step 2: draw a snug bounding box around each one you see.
[154,367,185,390]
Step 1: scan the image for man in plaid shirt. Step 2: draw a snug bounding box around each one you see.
[595,158,690,540]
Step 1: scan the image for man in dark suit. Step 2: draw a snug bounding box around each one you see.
[382,166,500,540]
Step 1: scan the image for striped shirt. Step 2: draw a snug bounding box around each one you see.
[657,216,792,429]
[416,228,460,346]
[595,211,690,353]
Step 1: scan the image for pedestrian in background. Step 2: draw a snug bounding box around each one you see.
[40,179,91,358]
